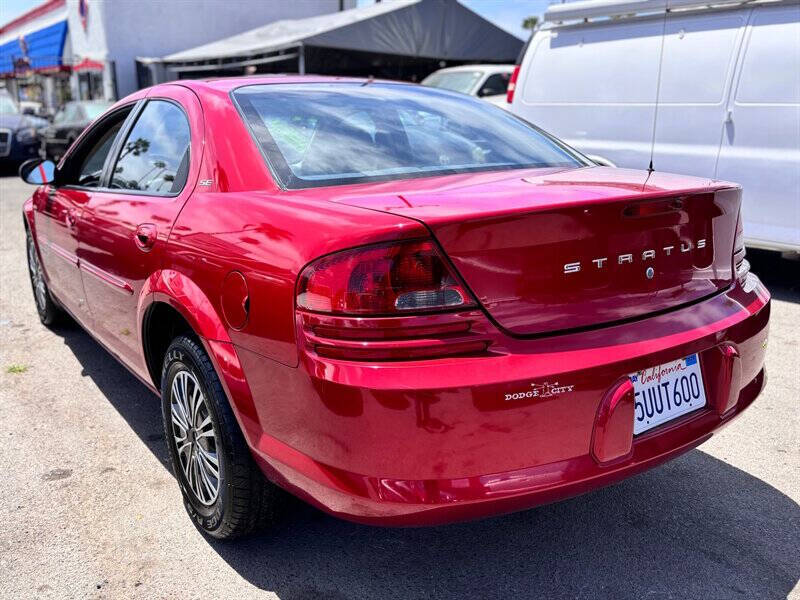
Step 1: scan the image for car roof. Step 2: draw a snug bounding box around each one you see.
[167,75,390,94]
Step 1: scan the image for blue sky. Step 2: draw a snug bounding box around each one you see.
[2,0,549,40]
[461,0,549,39]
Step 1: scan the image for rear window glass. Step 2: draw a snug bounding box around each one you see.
[233,83,585,189]
[421,71,483,94]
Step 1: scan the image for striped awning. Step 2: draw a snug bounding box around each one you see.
[0,20,68,76]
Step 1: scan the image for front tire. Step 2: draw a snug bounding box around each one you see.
[26,228,62,326]
[161,335,279,539]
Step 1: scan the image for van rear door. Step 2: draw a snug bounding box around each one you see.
[649,11,746,179]
[715,4,800,252]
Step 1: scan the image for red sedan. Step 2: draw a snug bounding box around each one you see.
[19,77,770,539]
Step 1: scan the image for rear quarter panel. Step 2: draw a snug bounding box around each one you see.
[166,85,426,367]
[167,191,425,367]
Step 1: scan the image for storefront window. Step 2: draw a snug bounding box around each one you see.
[78,71,104,100]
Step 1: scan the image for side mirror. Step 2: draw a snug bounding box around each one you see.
[19,158,56,185]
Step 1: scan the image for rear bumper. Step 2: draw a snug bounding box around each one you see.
[239,276,770,526]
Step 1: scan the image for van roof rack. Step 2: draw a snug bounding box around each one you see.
[543,0,783,24]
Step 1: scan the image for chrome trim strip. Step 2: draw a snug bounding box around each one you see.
[47,240,79,267]
[46,239,133,295]
[79,260,134,295]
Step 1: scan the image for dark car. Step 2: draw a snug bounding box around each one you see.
[0,91,46,168]
[40,100,112,161]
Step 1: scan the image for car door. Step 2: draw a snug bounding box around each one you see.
[77,86,201,375]
[715,5,800,251]
[36,105,135,323]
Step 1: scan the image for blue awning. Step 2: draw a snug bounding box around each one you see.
[0,20,68,76]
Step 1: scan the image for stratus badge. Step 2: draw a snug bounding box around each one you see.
[564,239,706,274]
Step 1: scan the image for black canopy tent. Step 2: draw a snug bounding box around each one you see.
[155,0,523,82]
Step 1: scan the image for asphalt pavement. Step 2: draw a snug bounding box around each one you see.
[1,174,798,600]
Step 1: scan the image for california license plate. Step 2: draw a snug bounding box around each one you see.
[631,354,706,435]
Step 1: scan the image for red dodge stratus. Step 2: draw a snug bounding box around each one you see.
[20,77,770,539]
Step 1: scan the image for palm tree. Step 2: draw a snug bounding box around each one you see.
[522,16,539,33]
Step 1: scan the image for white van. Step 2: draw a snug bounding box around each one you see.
[509,0,800,253]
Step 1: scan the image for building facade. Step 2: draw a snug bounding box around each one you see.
[1,0,354,112]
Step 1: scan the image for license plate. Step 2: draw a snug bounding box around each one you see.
[631,354,706,435]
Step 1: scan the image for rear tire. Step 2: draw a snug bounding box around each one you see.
[161,335,281,539]
[26,228,62,327]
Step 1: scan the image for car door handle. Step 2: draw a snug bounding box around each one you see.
[134,223,157,251]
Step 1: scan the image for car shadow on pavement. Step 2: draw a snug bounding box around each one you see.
[54,322,172,469]
[50,248,799,600]
[205,452,800,600]
[748,249,800,303]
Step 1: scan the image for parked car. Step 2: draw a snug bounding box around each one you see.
[508,0,800,254]
[422,64,514,107]
[40,100,113,161]
[20,77,770,540]
[0,90,45,168]
[18,100,52,120]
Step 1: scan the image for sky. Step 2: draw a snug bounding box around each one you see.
[1,0,550,40]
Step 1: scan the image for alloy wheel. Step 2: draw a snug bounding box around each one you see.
[27,235,47,312]
[170,370,220,505]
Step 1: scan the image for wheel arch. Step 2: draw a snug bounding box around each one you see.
[140,270,261,445]
[141,269,232,389]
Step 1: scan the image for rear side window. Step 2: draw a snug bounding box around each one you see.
[110,100,191,195]
[234,83,586,189]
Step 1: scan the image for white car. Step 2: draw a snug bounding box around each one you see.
[508,0,800,254]
[421,64,515,107]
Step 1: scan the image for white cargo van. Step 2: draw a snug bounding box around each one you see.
[509,0,800,253]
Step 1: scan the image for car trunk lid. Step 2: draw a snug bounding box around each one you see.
[328,167,740,336]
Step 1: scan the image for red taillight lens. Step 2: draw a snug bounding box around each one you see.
[506,65,520,104]
[297,240,475,315]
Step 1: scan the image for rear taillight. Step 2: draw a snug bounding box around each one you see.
[506,65,520,104]
[297,239,474,315]
[296,240,490,361]
[734,211,749,283]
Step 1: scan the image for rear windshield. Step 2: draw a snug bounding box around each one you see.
[233,82,586,189]
[421,70,483,94]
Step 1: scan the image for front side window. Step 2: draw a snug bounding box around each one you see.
[478,73,510,97]
[110,100,191,195]
[76,120,125,187]
[234,83,586,189]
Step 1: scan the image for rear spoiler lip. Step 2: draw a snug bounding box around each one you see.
[359,183,742,228]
